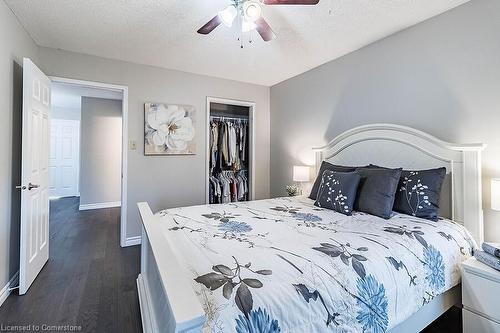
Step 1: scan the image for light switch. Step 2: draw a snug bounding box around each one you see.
[129,140,137,150]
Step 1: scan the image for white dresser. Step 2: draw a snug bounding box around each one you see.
[462,257,500,332]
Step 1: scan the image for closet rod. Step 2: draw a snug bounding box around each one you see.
[210,115,249,121]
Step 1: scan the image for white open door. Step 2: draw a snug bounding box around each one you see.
[19,58,51,295]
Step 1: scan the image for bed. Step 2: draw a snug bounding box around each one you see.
[136,124,485,333]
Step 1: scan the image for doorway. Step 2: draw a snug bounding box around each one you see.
[50,77,130,247]
[17,59,131,296]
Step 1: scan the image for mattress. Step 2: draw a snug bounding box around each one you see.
[156,196,475,333]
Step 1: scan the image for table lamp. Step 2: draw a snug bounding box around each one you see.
[290,166,310,195]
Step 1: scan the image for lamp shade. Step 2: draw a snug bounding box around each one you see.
[293,166,310,182]
[492,179,500,211]
[218,5,237,27]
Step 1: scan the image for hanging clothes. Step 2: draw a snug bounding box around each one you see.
[217,172,231,204]
[221,122,230,166]
[228,123,237,165]
[210,122,218,171]
[209,116,250,204]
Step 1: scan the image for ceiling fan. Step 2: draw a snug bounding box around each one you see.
[197,0,320,43]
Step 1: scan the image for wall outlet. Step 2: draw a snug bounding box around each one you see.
[129,140,137,150]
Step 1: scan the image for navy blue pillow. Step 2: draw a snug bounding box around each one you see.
[309,161,360,200]
[355,167,402,219]
[393,168,446,221]
[314,171,361,216]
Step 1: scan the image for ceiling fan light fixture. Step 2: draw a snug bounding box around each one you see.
[243,1,262,22]
[199,0,319,43]
[218,5,237,27]
[242,19,257,32]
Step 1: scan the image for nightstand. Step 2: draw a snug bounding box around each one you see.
[462,257,500,332]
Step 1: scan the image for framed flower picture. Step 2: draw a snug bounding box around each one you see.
[144,102,196,155]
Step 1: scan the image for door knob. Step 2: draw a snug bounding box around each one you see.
[15,185,27,190]
[28,183,40,190]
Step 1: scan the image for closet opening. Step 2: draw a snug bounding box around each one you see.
[206,97,256,204]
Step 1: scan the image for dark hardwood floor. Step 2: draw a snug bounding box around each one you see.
[0,197,142,332]
[0,196,461,332]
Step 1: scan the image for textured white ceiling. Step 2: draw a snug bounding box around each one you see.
[6,0,470,86]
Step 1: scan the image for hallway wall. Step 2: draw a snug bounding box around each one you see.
[79,97,122,207]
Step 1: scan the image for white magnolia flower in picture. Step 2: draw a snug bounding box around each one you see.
[144,103,196,155]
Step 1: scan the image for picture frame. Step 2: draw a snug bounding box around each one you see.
[144,102,196,155]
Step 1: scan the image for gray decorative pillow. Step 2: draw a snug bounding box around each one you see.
[314,171,361,216]
[309,161,360,200]
[355,167,402,219]
[393,168,446,221]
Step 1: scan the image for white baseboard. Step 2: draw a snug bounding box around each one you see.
[0,271,19,308]
[50,193,80,200]
[124,236,141,247]
[79,201,121,211]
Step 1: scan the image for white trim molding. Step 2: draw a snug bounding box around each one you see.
[313,123,486,245]
[0,271,19,307]
[79,201,121,211]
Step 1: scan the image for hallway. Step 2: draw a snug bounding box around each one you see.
[0,197,142,332]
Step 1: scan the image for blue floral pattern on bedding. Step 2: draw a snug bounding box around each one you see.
[157,196,475,332]
[356,275,388,333]
[424,245,445,291]
[292,212,322,223]
[235,308,281,333]
[218,220,253,233]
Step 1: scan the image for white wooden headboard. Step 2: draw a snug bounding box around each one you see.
[313,124,486,245]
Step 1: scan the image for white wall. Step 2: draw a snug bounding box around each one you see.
[270,0,500,241]
[0,0,39,295]
[38,47,271,240]
[80,97,122,206]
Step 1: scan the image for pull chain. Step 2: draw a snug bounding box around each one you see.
[238,12,244,48]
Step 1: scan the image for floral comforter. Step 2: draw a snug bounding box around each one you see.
[156,196,475,333]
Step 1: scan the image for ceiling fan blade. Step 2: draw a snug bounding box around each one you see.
[262,0,319,4]
[255,17,276,42]
[197,15,222,35]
